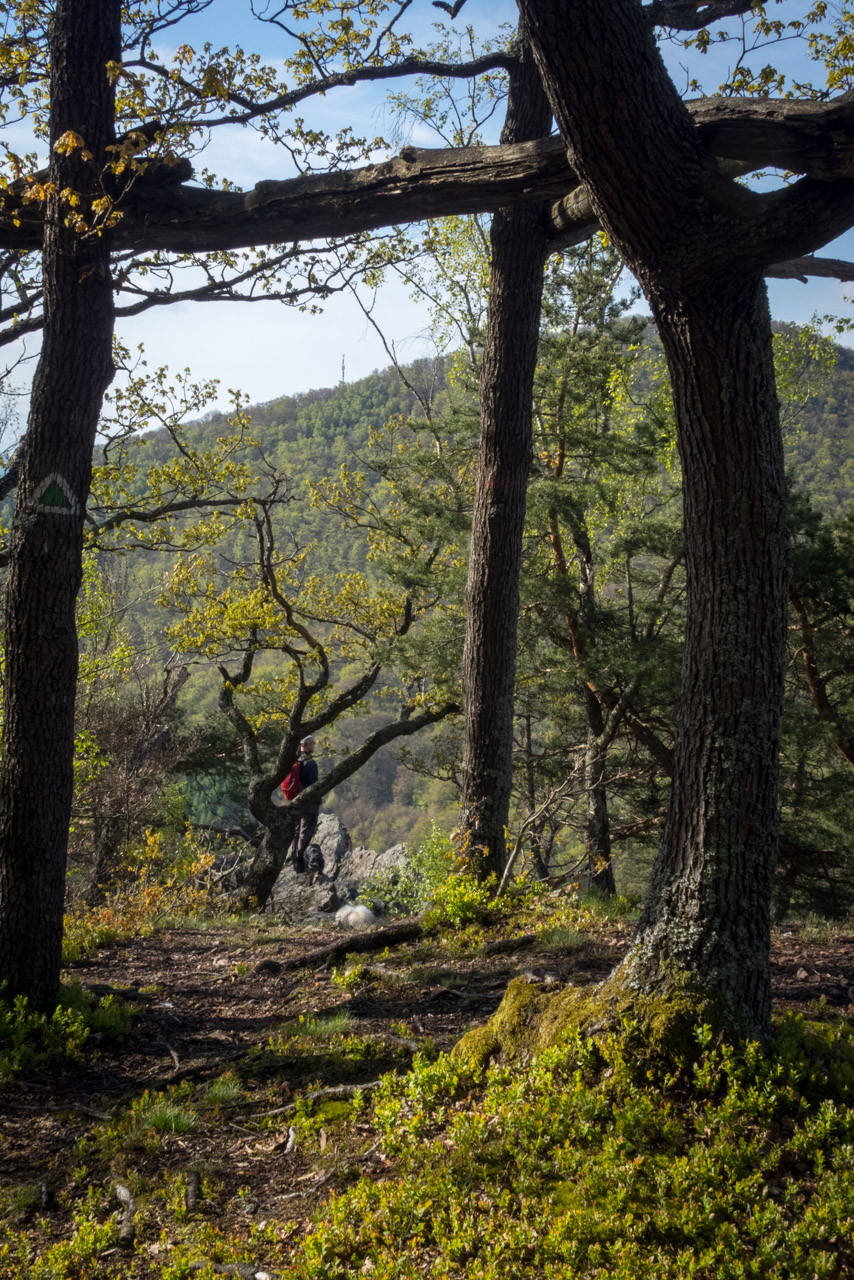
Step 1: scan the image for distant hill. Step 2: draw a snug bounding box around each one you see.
[781,335,854,513]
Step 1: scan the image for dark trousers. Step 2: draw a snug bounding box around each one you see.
[292,806,321,870]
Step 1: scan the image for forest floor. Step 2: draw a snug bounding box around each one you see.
[2,906,854,1278]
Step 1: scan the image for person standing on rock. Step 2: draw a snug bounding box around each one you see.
[290,735,321,874]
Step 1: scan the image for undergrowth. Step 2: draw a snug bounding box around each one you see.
[356,824,456,916]
[0,983,134,1082]
[62,829,232,963]
[5,842,851,1279]
[7,1013,852,1278]
[282,1014,854,1279]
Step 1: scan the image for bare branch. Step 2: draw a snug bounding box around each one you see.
[293,699,460,811]
[127,51,515,130]
[766,255,854,283]
[645,0,754,30]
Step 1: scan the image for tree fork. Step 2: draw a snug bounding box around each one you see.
[0,0,120,1001]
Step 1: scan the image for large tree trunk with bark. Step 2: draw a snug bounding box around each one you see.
[460,35,552,878]
[625,278,787,1036]
[238,809,301,909]
[0,0,119,1002]
[518,0,791,1039]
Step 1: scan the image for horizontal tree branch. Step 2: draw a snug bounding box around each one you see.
[688,92,854,182]
[645,0,755,29]
[129,51,516,129]
[765,254,854,283]
[277,699,461,814]
[0,93,851,259]
[91,493,268,535]
[0,91,852,351]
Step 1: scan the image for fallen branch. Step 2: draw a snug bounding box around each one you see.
[279,920,428,971]
[114,1184,136,1252]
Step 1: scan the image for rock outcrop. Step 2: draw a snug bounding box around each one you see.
[266,815,407,921]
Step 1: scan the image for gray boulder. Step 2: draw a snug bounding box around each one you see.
[267,813,350,915]
[313,813,352,875]
[335,842,408,905]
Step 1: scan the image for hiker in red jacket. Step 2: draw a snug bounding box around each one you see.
[290,735,320,874]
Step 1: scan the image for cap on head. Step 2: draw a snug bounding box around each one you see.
[301,735,316,749]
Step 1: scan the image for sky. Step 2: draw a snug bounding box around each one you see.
[7,0,854,417]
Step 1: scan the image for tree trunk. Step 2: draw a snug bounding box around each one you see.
[0,0,119,1002]
[624,279,787,1037]
[517,0,791,1039]
[460,35,551,878]
[568,509,616,894]
[239,810,301,909]
[584,686,616,895]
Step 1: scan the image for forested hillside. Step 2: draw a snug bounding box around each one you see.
[781,327,854,513]
[82,319,854,911]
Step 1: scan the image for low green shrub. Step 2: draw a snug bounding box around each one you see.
[280,1015,854,1278]
[201,1073,243,1107]
[141,1099,198,1134]
[331,960,367,992]
[117,1087,199,1141]
[0,982,133,1082]
[357,823,456,917]
[0,994,89,1082]
[1,1188,117,1278]
[277,1011,353,1042]
[424,870,497,930]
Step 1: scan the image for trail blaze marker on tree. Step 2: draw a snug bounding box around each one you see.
[34,473,76,514]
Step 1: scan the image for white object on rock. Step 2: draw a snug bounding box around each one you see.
[335,903,376,930]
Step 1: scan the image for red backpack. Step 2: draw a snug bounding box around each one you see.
[282,760,303,801]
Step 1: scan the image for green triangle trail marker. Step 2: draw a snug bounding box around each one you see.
[35,473,77,514]
[40,481,70,507]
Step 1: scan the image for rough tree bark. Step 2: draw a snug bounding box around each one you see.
[0,0,120,1001]
[4,93,854,258]
[517,0,803,1037]
[460,32,552,878]
[627,279,787,1035]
